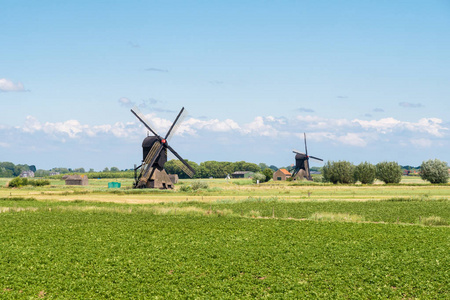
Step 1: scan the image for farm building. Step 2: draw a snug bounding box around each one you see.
[64,174,89,186]
[231,171,254,179]
[20,170,35,178]
[273,169,292,181]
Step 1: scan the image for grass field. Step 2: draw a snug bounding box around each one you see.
[0,177,449,298]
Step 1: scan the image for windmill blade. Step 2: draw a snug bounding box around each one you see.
[167,144,195,178]
[131,106,160,138]
[174,159,195,178]
[304,132,308,157]
[139,143,164,186]
[292,150,305,155]
[165,107,188,142]
[309,155,323,161]
[164,107,187,141]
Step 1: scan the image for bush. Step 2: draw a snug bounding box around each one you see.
[376,161,402,184]
[262,168,274,182]
[191,181,209,191]
[354,162,376,184]
[29,179,51,187]
[420,159,449,184]
[179,185,192,192]
[8,177,29,188]
[322,161,355,184]
[252,173,267,184]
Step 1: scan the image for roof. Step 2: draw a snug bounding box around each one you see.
[278,169,291,175]
[64,175,86,180]
[232,171,252,175]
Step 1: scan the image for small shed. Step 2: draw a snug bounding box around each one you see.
[231,171,254,179]
[64,175,89,186]
[273,169,292,181]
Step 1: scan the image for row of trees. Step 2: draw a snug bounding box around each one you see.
[2,159,448,183]
[322,159,448,184]
[165,160,261,179]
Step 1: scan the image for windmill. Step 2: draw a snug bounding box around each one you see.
[131,106,195,189]
[292,133,323,181]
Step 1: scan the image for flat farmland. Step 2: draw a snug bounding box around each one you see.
[0,177,449,203]
[0,178,449,298]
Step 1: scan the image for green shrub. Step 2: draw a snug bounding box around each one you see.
[8,177,29,188]
[313,175,323,183]
[29,179,51,187]
[252,173,267,184]
[191,181,209,191]
[420,159,449,184]
[179,185,192,192]
[354,162,376,184]
[376,161,402,184]
[322,161,355,184]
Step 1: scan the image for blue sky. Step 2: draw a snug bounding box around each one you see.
[1,0,449,170]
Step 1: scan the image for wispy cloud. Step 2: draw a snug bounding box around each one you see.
[297,107,315,113]
[145,67,169,72]
[128,41,140,48]
[373,108,384,113]
[0,78,27,92]
[209,80,224,85]
[399,102,424,108]
[118,97,175,112]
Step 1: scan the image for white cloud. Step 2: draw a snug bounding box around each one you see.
[6,114,449,153]
[0,78,26,92]
[354,117,402,133]
[354,117,447,137]
[20,116,135,139]
[241,116,279,137]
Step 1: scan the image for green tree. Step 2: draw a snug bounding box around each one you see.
[322,161,355,184]
[376,161,402,184]
[420,159,449,184]
[354,162,376,184]
[262,168,274,182]
[258,163,269,170]
[110,167,120,172]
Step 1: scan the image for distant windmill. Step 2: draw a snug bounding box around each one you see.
[292,133,323,181]
[131,107,195,189]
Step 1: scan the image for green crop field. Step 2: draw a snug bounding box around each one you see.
[0,178,449,298]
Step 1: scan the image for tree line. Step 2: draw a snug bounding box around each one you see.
[1,159,447,184]
[322,159,448,184]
